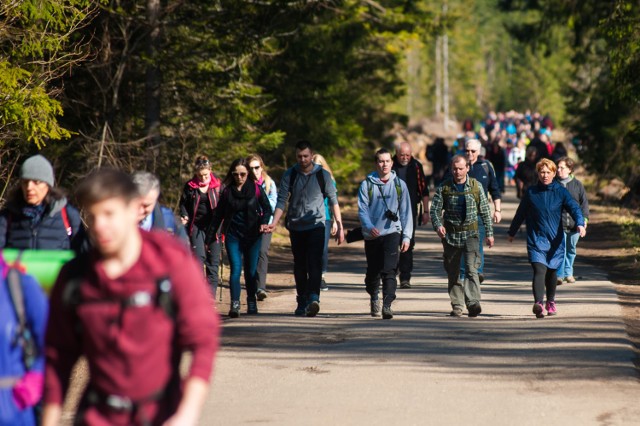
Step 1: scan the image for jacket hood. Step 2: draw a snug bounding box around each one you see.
[366,170,398,186]
[187,174,221,190]
[47,197,68,216]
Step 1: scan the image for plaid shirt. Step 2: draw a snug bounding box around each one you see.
[430,176,494,247]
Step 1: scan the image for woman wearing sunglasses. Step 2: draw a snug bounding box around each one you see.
[247,154,278,301]
[209,158,273,317]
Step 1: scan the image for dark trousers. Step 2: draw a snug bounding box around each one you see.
[365,232,400,307]
[190,225,221,297]
[531,262,557,303]
[256,232,272,291]
[398,215,416,282]
[289,226,325,299]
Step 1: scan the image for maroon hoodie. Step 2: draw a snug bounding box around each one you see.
[44,230,220,424]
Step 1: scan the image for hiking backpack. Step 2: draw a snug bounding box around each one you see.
[6,255,38,370]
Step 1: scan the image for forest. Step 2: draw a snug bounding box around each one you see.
[1,0,639,206]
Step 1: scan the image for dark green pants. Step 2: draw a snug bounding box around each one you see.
[442,236,481,309]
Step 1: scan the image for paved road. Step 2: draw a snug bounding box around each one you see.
[202,191,640,425]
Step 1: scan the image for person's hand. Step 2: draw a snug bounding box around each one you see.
[335,223,344,245]
[421,212,430,225]
[507,235,514,243]
[486,236,494,248]
[493,211,502,224]
[331,220,338,236]
[577,225,586,238]
[180,216,189,225]
[400,241,410,253]
[266,224,276,233]
[370,227,381,238]
[436,226,446,239]
[259,224,270,233]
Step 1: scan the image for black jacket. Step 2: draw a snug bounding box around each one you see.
[392,157,429,217]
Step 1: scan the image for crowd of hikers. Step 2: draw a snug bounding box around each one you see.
[0,109,591,425]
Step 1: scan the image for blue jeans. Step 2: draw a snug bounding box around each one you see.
[225,233,262,302]
[459,216,485,281]
[558,230,580,279]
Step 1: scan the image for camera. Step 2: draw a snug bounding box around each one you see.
[384,210,399,222]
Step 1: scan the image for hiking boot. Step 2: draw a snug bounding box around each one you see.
[556,278,564,286]
[306,294,320,317]
[450,307,463,317]
[546,300,557,316]
[320,279,329,292]
[478,274,485,284]
[532,302,544,319]
[256,289,268,301]
[370,300,381,317]
[382,305,394,320]
[565,276,576,284]
[294,296,307,316]
[468,303,482,317]
[247,299,258,315]
[229,301,240,318]
[399,281,411,289]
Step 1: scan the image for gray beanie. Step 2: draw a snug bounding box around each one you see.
[20,155,55,187]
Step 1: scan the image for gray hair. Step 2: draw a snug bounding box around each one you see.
[132,171,161,196]
[465,138,481,151]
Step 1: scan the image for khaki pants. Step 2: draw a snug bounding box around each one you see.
[442,236,481,309]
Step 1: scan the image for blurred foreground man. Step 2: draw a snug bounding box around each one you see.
[43,169,220,426]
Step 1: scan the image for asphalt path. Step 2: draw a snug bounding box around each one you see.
[202,191,640,425]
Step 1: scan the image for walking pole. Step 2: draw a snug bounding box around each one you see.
[219,241,224,303]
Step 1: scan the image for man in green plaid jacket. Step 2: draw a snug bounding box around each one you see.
[430,154,494,318]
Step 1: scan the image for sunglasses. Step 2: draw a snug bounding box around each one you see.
[195,159,210,166]
[232,172,248,177]
[250,166,261,170]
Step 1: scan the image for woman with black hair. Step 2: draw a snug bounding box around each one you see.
[209,159,273,317]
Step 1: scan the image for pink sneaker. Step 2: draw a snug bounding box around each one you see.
[532,302,544,319]
[546,301,557,316]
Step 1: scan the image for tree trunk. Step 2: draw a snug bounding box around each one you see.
[435,36,442,117]
[145,0,161,162]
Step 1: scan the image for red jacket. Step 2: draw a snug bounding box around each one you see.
[44,230,220,422]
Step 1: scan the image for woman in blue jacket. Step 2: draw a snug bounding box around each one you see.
[0,254,48,426]
[507,158,586,318]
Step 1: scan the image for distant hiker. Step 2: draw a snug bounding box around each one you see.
[312,153,338,292]
[209,159,272,317]
[43,168,220,426]
[247,154,278,302]
[392,142,429,289]
[179,155,223,296]
[555,157,589,285]
[133,171,188,242]
[0,253,48,426]
[426,137,450,186]
[0,155,84,252]
[515,146,539,199]
[508,159,586,318]
[268,140,345,317]
[430,155,494,318]
[358,148,413,319]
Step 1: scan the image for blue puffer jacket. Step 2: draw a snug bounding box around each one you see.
[508,181,584,269]
[0,197,84,251]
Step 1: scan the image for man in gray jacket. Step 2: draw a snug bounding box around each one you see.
[269,140,345,317]
[358,148,413,319]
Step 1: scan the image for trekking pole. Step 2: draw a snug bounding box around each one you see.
[219,242,224,303]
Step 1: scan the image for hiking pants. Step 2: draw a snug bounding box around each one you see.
[443,236,481,309]
[190,225,221,297]
[459,215,485,280]
[289,226,325,299]
[398,213,416,283]
[256,232,273,291]
[531,262,558,303]
[365,232,400,307]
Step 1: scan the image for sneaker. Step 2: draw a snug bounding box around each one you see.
[450,307,463,317]
[382,305,394,319]
[556,278,564,286]
[478,274,485,284]
[247,299,258,315]
[229,301,240,318]
[546,300,557,316]
[532,302,544,319]
[306,300,320,317]
[294,297,307,316]
[256,289,268,301]
[320,279,329,291]
[468,303,482,317]
[565,276,576,284]
[370,300,381,317]
[399,281,411,289]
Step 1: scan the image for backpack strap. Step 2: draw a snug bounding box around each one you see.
[288,167,328,199]
[61,206,72,237]
[6,254,38,370]
[367,179,402,207]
